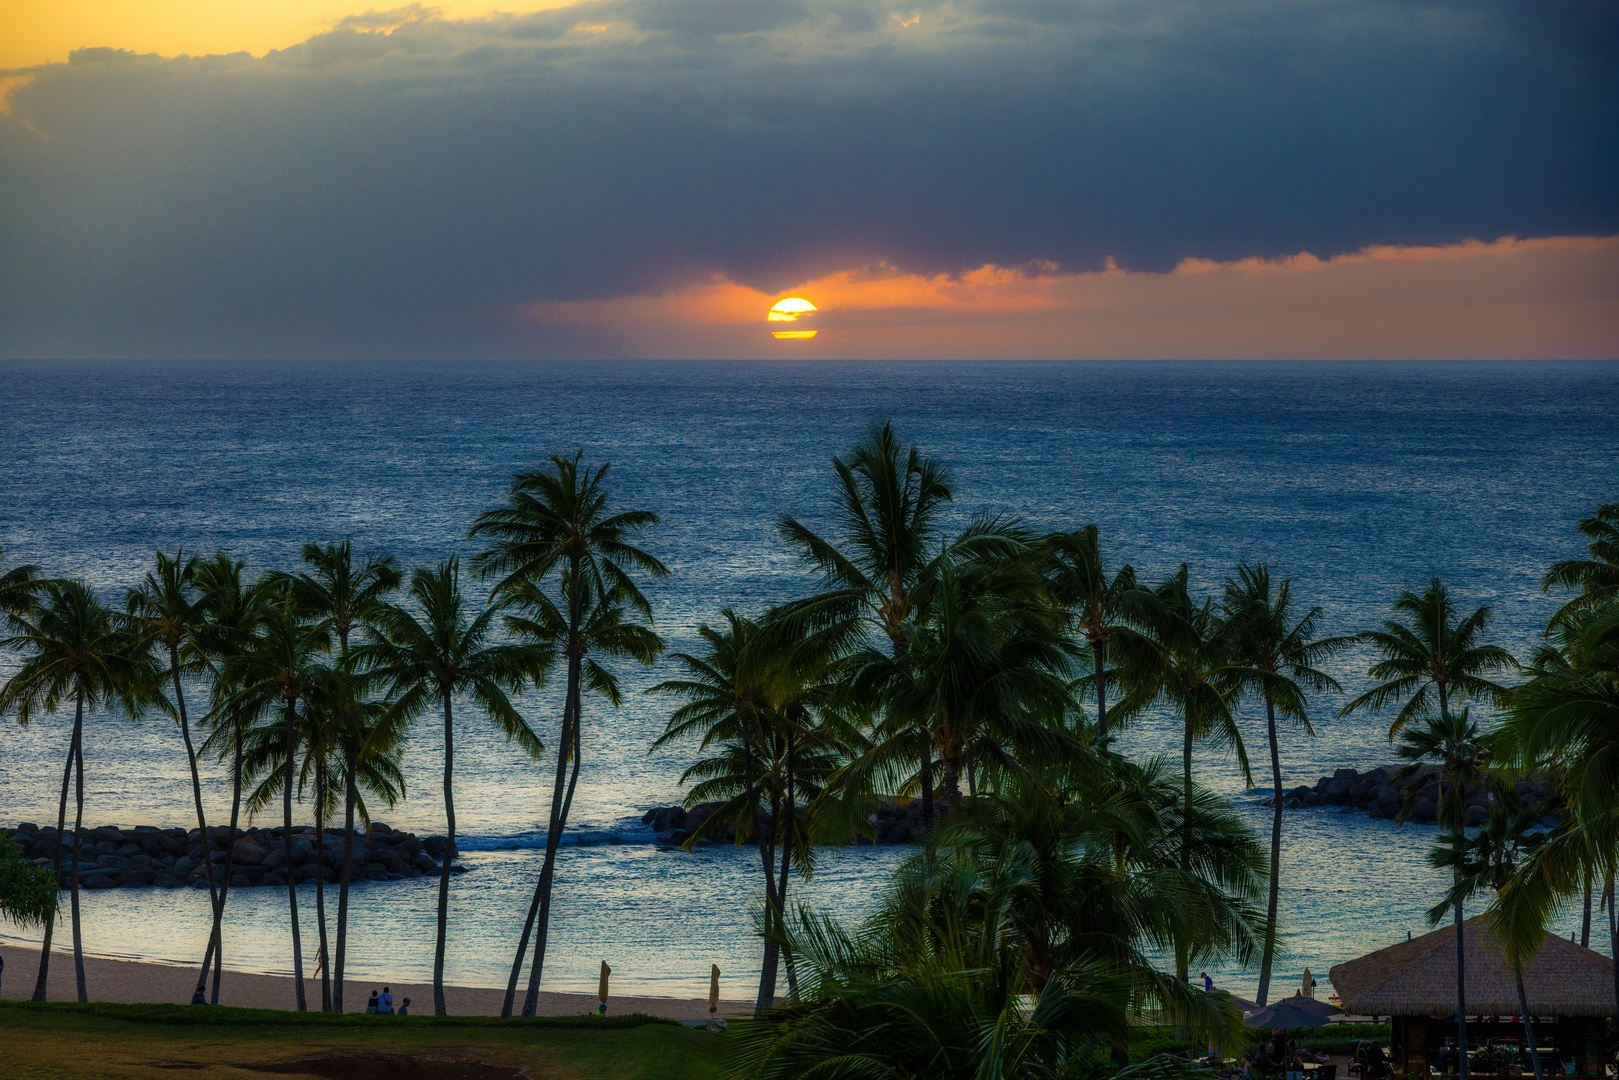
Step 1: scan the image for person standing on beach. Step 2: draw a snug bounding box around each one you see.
[379,986,394,1014]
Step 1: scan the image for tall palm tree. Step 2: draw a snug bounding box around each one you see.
[1339,577,1516,737]
[1434,795,1546,1080]
[1393,709,1487,1080]
[1221,564,1346,1006]
[501,576,663,1018]
[0,580,156,1002]
[775,422,958,825]
[220,593,330,1012]
[191,555,273,1004]
[469,453,667,1018]
[272,540,399,1012]
[1041,526,1159,740]
[126,550,226,994]
[1117,566,1248,990]
[1542,500,1619,628]
[359,558,551,1017]
[1492,608,1619,1021]
[654,609,843,1012]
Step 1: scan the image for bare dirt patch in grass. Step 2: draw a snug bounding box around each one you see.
[244,1051,525,1079]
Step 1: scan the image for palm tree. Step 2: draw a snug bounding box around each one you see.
[191,555,273,1004]
[1041,525,1160,740]
[1542,500,1619,628]
[737,760,1261,1079]
[1221,564,1346,1006]
[653,609,842,1012]
[775,422,958,824]
[1492,608,1619,1021]
[1393,709,1488,1080]
[220,592,331,1012]
[501,576,663,1018]
[358,558,551,1017]
[126,550,227,994]
[469,453,667,1018]
[847,554,1074,810]
[1117,566,1248,991]
[272,540,399,1012]
[1434,795,1546,1080]
[0,580,156,1002]
[1339,577,1516,737]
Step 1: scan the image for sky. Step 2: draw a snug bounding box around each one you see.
[0,0,1615,359]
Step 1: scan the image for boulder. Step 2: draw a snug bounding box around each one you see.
[643,806,687,832]
[262,848,289,872]
[232,841,268,866]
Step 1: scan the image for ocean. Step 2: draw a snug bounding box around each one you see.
[1,359,1615,998]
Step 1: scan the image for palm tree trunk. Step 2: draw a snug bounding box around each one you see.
[70,717,88,1002]
[172,647,220,992]
[282,700,307,1012]
[1257,696,1283,1007]
[1092,638,1108,740]
[893,632,931,828]
[1580,875,1592,949]
[756,789,783,1014]
[314,759,331,1012]
[1606,872,1618,1034]
[779,735,799,1002]
[502,685,575,1019]
[1455,891,1468,1080]
[938,729,962,810]
[208,727,243,1005]
[520,613,587,1019]
[1514,968,1543,1080]
[434,691,456,1017]
[1176,709,1192,1036]
[334,760,356,1013]
[33,692,80,1002]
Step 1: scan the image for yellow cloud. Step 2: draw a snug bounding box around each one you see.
[0,1,580,69]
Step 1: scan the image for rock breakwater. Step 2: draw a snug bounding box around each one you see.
[643,796,929,846]
[6,821,461,890]
[1262,765,1559,825]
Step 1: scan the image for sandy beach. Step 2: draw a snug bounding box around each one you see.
[0,944,751,1019]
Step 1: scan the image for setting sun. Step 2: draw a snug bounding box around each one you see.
[768,297,818,340]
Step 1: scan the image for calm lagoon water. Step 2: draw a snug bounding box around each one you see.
[0,360,1615,997]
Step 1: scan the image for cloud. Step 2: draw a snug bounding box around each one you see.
[527,235,1619,358]
[0,0,1614,357]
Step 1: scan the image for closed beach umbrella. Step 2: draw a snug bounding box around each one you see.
[709,965,720,1015]
[598,962,611,1013]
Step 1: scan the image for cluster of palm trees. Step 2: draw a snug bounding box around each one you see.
[651,425,1619,1078]
[0,452,666,1017]
[649,424,1355,1069]
[3,417,1614,1072]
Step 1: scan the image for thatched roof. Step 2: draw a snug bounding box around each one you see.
[1330,917,1615,1017]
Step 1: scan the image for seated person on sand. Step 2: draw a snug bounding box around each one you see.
[365,990,380,1014]
[398,997,412,1016]
[191,983,207,1005]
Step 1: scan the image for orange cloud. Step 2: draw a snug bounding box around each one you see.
[523,235,1619,359]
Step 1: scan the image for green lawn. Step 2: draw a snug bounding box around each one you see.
[0,1000,733,1080]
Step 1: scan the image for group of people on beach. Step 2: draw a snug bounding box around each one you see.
[365,986,410,1015]
[186,977,409,1015]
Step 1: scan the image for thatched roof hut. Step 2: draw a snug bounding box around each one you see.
[1330,916,1614,1017]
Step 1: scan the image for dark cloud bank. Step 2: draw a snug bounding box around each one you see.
[0,0,1614,357]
